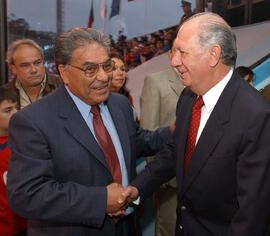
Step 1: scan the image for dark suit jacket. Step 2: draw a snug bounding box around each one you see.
[7,86,169,236]
[132,71,270,236]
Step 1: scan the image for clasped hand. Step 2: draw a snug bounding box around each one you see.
[106,183,139,217]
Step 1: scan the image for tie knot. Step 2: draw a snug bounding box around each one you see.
[194,96,204,110]
[90,105,100,116]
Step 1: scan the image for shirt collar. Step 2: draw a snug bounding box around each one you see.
[202,68,233,113]
[65,85,106,120]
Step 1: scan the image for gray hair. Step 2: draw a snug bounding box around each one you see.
[54,27,111,67]
[6,39,44,64]
[184,12,237,66]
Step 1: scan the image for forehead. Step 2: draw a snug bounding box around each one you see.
[71,43,109,64]
[0,100,17,109]
[112,57,124,65]
[176,21,198,48]
[13,44,42,63]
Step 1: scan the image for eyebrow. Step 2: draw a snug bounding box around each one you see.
[82,58,110,66]
[18,59,42,66]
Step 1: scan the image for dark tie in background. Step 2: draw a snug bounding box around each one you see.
[91,105,122,184]
[184,96,204,173]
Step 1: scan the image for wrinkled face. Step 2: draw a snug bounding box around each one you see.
[171,21,210,94]
[111,57,126,92]
[10,44,45,88]
[0,100,18,135]
[59,43,111,105]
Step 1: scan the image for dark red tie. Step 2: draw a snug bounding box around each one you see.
[91,105,122,184]
[184,96,204,173]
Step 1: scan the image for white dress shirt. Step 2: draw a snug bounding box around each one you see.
[196,68,233,144]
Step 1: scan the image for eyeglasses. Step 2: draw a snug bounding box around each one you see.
[68,59,115,77]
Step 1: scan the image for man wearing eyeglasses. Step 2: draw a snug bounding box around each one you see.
[6,39,62,109]
[6,28,170,236]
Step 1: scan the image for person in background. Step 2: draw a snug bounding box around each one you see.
[6,27,170,236]
[140,39,184,236]
[0,84,27,236]
[110,54,133,106]
[110,54,139,123]
[261,83,270,104]
[154,39,165,57]
[6,39,62,109]
[123,12,270,236]
[179,1,194,26]
[236,66,254,86]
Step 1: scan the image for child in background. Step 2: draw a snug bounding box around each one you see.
[0,84,27,236]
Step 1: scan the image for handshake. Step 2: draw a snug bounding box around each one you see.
[106,183,139,216]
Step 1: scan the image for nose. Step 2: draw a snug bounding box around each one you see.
[96,66,109,82]
[115,68,123,76]
[171,52,182,68]
[29,63,38,73]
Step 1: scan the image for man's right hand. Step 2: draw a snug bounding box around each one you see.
[106,183,127,215]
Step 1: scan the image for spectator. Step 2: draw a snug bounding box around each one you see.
[110,54,139,123]
[6,39,62,109]
[154,39,165,57]
[0,84,27,236]
[110,55,133,106]
[179,1,194,25]
[236,66,254,86]
[157,30,164,41]
[261,84,270,104]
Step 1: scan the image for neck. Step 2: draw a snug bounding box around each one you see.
[197,65,231,96]
[23,85,42,102]
[110,87,120,93]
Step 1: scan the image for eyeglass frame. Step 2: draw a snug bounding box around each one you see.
[68,58,115,77]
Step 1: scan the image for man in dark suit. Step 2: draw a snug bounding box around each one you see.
[122,12,270,235]
[6,28,170,236]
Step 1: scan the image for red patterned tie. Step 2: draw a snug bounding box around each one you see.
[184,96,204,173]
[91,105,122,184]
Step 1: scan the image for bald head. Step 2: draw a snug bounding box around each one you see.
[179,12,237,66]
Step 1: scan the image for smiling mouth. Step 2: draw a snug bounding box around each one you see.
[92,84,108,91]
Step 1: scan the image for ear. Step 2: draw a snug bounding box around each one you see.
[58,64,69,85]
[9,64,17,76]
[208,44,221,67]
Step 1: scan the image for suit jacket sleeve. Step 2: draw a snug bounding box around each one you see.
[7,111,107,227]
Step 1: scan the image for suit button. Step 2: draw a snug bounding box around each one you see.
[179,225,183,230]
[181,205,187,211]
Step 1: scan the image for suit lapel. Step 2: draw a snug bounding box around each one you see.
[57,86,110,173]
[182,72,240,194]
[107,95,131,178]
[175,90,197,195]
[168,68,183,97]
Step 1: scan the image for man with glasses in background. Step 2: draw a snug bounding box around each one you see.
[6,39,61,109]
[6,27,170,236]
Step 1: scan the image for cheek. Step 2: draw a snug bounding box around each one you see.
[0,115,9,128]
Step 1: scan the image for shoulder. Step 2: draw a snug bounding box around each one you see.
[145,68,171,80]
[108,92,131,108]
[230,75,270,116]
[46,73,63,90]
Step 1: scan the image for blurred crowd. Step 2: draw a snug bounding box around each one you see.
[108,27,177,71]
